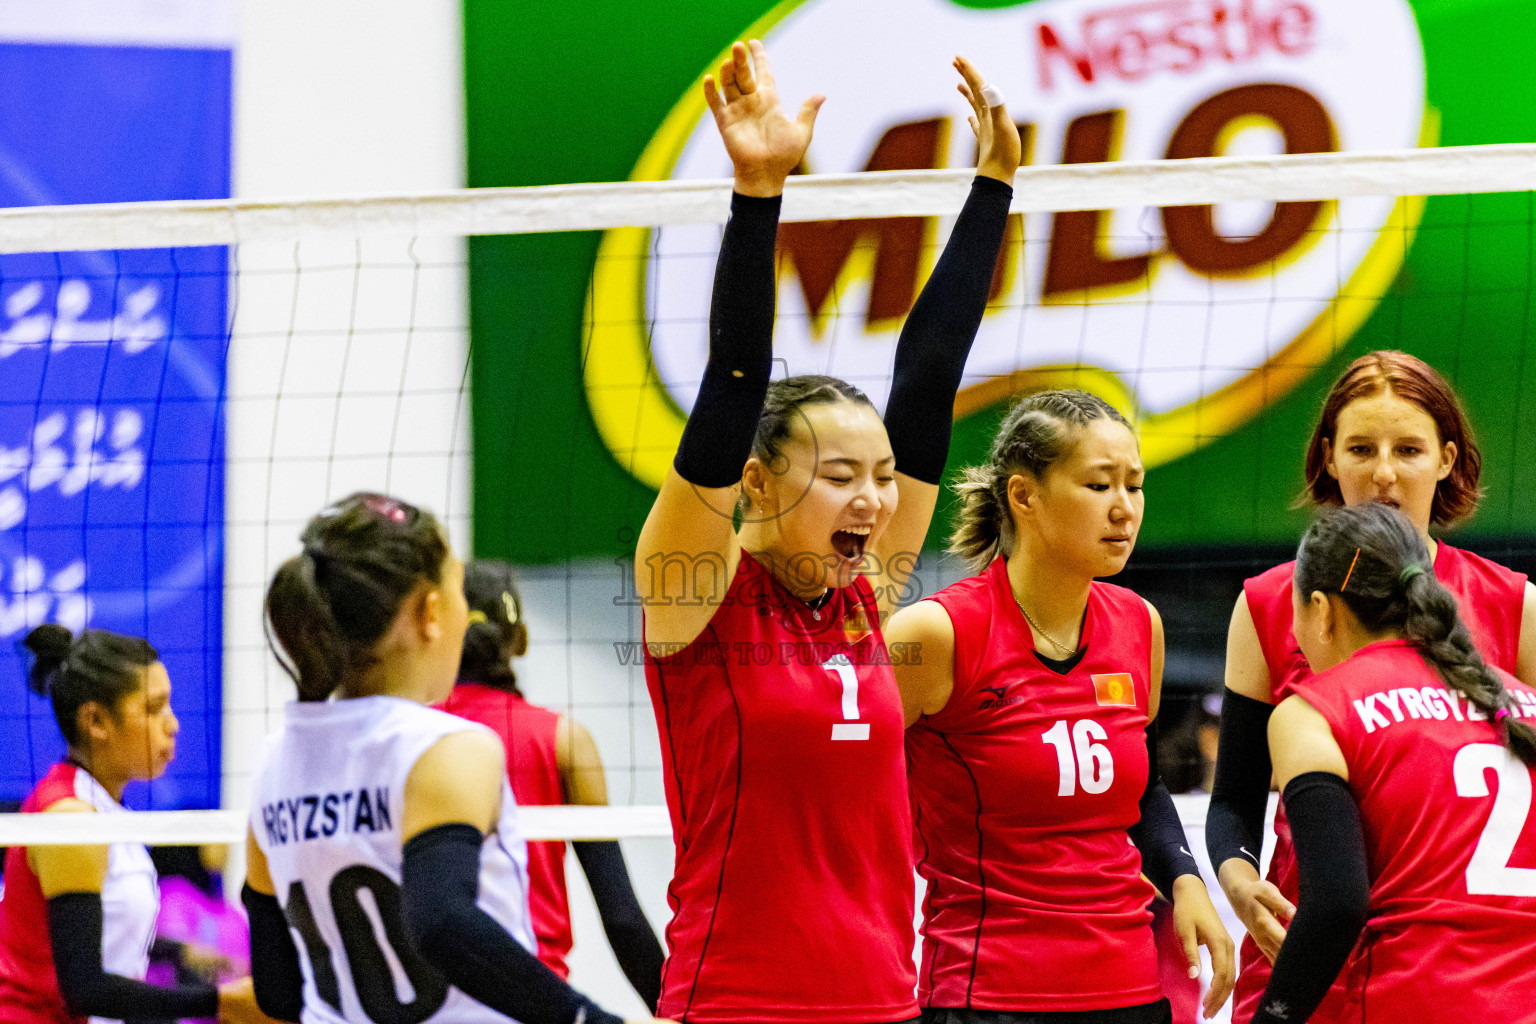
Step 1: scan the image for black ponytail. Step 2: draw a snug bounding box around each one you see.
[22,623,158,745]
[1296,502,1536,765]
[458,559,527,693]
[265,492,449,702]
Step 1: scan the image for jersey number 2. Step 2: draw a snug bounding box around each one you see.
[1042,719,1114,796]
[823,655,869,740]
[286,866,449,1024]
[1454,742,1536,897]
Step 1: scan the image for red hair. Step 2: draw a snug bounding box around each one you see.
[1301,351,1483,525]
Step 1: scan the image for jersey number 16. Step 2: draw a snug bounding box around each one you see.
[1042,719,1115,796]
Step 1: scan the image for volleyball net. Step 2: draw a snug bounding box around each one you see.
[2,143,1536,850]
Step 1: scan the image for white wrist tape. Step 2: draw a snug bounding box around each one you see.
[980,83,1005,108]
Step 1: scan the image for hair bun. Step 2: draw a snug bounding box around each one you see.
[23,623,74,696]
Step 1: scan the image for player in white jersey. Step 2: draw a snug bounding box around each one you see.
[241,492,649,1024]
[0,625,261,1024]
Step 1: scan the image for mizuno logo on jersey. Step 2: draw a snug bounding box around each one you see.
[979,681,1024,710]
[261,787,392,847]
[1092,673,1137,707]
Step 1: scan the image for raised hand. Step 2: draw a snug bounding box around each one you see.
[953,55,1022,185]
[703,39,824,198]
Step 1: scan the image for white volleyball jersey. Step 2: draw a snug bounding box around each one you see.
[250,696,534,1024]
[81,771,159,1024]
[0,761,158,1024]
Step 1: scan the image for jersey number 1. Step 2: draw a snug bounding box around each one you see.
[1042,719,1114,796]
[1454,743,1536,897]
[823,654,869,740]
[286,866,449,1024]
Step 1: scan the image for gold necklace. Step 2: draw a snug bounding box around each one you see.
[1017,600,1077,656]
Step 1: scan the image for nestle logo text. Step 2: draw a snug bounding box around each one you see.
[1035,0,1317,91]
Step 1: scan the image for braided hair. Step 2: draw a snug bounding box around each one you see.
[1295,502,1536,765]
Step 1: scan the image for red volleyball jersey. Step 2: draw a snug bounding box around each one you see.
[907,557,1159,1012]
[0,763,159,1024]
[1291,639,1536,1023]
[644,552,917,1024]
[439,683,573,978]
[1234,541,1527,1021]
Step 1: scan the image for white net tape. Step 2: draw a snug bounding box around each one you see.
[0,143,1528,254]
[0,797,1219,846]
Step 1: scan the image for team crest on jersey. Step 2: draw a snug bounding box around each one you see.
[1092,673,1136,708]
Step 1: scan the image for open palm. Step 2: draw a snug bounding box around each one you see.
[704,40,824,197]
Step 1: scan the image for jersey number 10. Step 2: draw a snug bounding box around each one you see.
[285,866,449,1024]
[1042,719,1115,796]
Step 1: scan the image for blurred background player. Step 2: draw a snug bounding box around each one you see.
[0,625,262,1024]
[636,40,1018,1024]
[1257,501,1536,1023]
[244,493,649,1024]
[1207,350,1536,1022]
[888,390,1233,1024]
[440,558,663,1010]
[144,843,252,1021]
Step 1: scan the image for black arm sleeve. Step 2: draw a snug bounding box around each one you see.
[401,824,623,1024]
[1128,720,1201,897]
[1251,772,1370,1024]
[1207,687,1275,873]
[242,883,304,1022]
[672,192,780,487]
[47,893,218,1020]
[574,840,663,1013]
[882,176,1013,485]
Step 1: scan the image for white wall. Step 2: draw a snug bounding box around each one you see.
[223,0,469,795]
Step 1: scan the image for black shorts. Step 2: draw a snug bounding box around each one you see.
[920,1000,1172,1024]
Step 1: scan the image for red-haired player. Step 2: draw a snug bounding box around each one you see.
[1255,501,1536,1023]
[887,390,1234,1024]
[636,40,1020,1024]
[1207,351,1536,1022]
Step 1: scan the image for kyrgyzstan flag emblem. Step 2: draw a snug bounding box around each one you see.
[1092,673,1136,708]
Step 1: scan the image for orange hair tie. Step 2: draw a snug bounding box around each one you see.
[1340,547,1362,592]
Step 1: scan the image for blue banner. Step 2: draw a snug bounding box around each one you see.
[0,35,232,810]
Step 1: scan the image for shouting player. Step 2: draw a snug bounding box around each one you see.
[887,390,1234,1024]
[441,559,663,1009]
[635,40,1019,1024]
[242,493,648,1024]
[1207,351,1536,1022]
[1256,501,1536,1023]
[0,625,263,1024]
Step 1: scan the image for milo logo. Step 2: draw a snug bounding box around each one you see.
[584,0,1429,489]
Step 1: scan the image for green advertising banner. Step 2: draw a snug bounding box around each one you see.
[466,0,1536,566]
